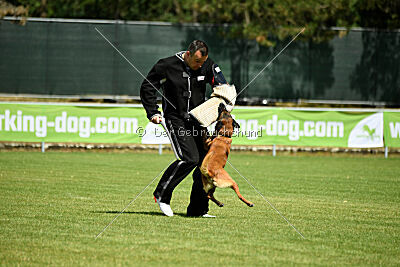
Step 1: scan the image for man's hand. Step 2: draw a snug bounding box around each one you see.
[150,114,163,124]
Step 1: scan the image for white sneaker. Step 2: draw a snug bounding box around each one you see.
[202,213,216,218]
[155,198,174,217]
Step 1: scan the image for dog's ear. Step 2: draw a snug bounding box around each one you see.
[232,119,240,129]
[218,103,226,114]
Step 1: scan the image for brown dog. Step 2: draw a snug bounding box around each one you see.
[200,103,254,208]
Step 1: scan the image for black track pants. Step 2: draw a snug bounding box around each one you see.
[153,115,209,216]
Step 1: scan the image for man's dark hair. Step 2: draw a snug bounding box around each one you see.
[187,40,208,56]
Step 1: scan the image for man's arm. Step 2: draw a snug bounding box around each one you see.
[208,62,228,87]
[140,60,163,122]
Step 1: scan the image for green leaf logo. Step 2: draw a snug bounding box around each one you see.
[362,125,376,140]
[348,113,383,148]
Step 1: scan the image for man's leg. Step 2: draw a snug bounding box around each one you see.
[186,167,209,216]
[153,117,200,205]
[153,160,182,203]
[187,125,210,216]
[153,159,196,204]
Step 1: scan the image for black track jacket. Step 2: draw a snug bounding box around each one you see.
[140,51,224,121]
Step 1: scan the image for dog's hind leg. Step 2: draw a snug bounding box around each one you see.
[215,170,254,207]
[207,187,224,207]
[231,182,254,207]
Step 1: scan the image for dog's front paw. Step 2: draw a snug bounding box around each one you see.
[218,203,224,207]
[248,203,254,207]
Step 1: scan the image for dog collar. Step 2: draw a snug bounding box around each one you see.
[217,133,232,138]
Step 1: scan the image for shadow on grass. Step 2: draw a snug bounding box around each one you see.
[92,211,189,217]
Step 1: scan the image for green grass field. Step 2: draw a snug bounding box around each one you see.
[0,151,399,266]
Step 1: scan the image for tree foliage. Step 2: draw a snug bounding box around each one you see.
[0,0,28,23]
[3,0,400,45]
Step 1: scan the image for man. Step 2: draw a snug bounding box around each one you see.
[140,40,227,217]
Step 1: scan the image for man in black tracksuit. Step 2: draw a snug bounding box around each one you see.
[140,40,227,217]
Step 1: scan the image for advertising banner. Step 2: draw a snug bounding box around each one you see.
[383,112,400,148]
[0,102,397,148]
[231,108,384,147]
[0,103,153,143]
